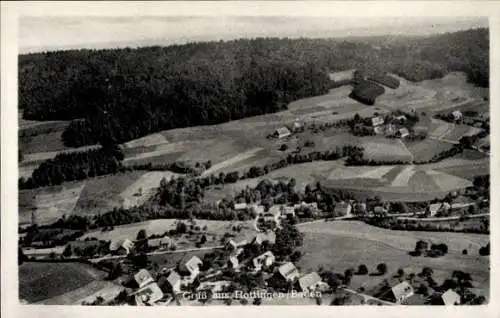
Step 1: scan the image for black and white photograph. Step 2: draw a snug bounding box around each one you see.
[1,1,497,315]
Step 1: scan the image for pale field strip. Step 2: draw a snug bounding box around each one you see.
[429,97,476,112]
[464,126,484,137]
[22,145,101,164]
[23,246,65,255]
[357,166,395,179]
[119,171,178,209]
[122,141,188,162]
[122,133,169,149]
[390,165,414,187]
[202,147,264,176]
[425,170,472,191]
[18,164,37,179]
[428,118,452,139]
[421,157,489,170]
[328,166,373,180]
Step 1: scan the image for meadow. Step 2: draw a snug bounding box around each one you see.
[296,221,489,297]
[19,262,107,303]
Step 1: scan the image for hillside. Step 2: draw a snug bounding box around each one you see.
[19,29,488,148]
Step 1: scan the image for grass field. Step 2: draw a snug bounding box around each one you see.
[405,139,454,162]
[19,182,86,226]
[79,219,256,244]
[360,138,413,162]
[118,171,178,209]
[73,171,145,215]
[19,262,107,303]
[20,131,67,154]
[296,221,489,297]
[441,124,475,142]
[122,133,169,149]
[19,171,161,226]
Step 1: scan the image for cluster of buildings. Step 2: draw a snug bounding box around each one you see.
[127,232,329,306]
[272,121,304,139]
[358,114,415,138]
[375,279,461,305]
[109,236,173,256]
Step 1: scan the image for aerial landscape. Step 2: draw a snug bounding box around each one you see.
[17,15,490,307]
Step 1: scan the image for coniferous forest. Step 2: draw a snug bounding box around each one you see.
[19,29,489,147]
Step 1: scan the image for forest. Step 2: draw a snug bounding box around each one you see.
[19,145,124,189]
[19,28,489,147]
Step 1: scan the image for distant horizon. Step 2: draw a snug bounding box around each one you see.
[19,16,488,54]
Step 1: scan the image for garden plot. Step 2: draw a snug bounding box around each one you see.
[118,171,178,209]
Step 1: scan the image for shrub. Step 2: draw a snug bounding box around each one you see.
[376,263,388,275]
[279,144,288,151]
[479,243,490,256]
[397,268,405,278]
[462,249,468,255]
[357,264,369,275]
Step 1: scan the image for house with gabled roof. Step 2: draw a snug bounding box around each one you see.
[396,127,409,138]
[440,289,461,305]
[148,237,172,250]
[165,271,181,294]
[252,251,275,272]
[353,202,367,215]
[297,272,325,292]
[427,202,451,217]
[179,256,203,283]
[274,127,292,139]
[251,232,276,246]
[452,110,463,121]
[371,116,385,127]
[228,247,244,270]
[132,282,164,306]
[234,202,248,211]
[109,238,134,255]
[334,201,352,216]
[278,262,300,281]
[134,269,154,288]
[385,281,414,304]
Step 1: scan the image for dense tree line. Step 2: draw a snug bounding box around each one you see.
[19,145,124,189]
[20,29,489,147]
[364,217,489,234]
[349,79,385,105]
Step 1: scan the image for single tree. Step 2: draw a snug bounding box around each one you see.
[62,244,73,258]
[357,264,369,275]
[376,263,388,275]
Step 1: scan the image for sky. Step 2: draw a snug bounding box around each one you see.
[19,16,488,54]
